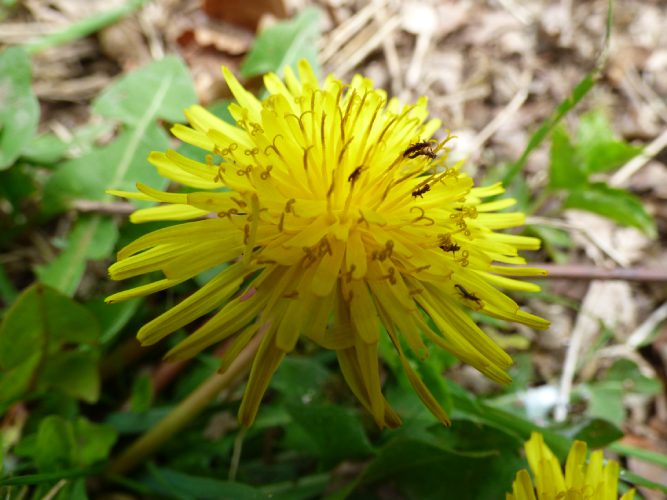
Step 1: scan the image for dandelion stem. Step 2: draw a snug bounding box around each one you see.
[106,335,261,476]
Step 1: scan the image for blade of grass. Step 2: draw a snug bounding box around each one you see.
[0,466,103,487]
[609,442,667,468]
[619,470,667,495]
[23,0,149,55]
[501,0,613,187]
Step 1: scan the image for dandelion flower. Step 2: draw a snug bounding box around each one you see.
[107,60,549,427]
[507,433,635,500]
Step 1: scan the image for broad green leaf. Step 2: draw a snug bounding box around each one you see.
[43,122,169,213]
[286,402,374,468]
[73,417,117,466]
[606,359,662,394]
[562,417,624,448]
[0,47,39,169]
[448,381,571,459]
[354,436,522,499]
[577,110,615,145]
[577,111,642,174]
[0,162,36,212]
[86,295,141,344]
[145,465,267,499]
[16,416,116,474]
[0,262,18,305]
[271,356,330,403]
[33,415,77,471]
[93,56,197,126]
[0,353,39,410]
[260,473,330,500]
[241,8,321,78]
[0,284,99,370]
[42,351,100,403]
[20,133,70,164]
[564,183,656,236]
[549,125,586,189]
[586,385,625,428]
[35,215,119,296]
[585,141,642,174]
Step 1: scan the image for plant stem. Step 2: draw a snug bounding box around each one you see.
[23,0,149,55]
[106,335,261,475]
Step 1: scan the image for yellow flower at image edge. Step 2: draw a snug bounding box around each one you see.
[107,60,550,427]
[508,433,635,500]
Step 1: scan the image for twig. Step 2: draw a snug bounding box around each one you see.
[43,479,68,500]
[469,68,532,153]
[320,1,379,64]
[626,302,667,348]
[23,0,149,55]
[554,281,600,422]
[372,0,401,95]
[536,264,667,283]
[72,200,135,215]
[609,127,667,187]
[527,216,628,266]
[331,15,401,76]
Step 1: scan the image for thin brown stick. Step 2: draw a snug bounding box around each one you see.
[73,199,135,215]
[537,264,667,282]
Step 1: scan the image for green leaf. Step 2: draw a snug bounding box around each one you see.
[271,356,330,402]
[502,72,598,186]
[354,435,522,499]
[286,402,374,468]
[619,469,667,496]
[35,215,119,296]
[549,125,587,189]
[130,373,154,413]
[145,465,267,499]
[585,385,625,428]
[0,353,40,410]
[0,284,99,370]
[563,183,656,236]
[15,416,116,474]
[86,295,141,344]
[73,417,117,466]
[43,122,169,213]
[577,111,642,174]
[106,407,172,434]
[564,418,624,448]
[0,47,39,169]
[42,351,100,403]
[448,381,572,459]
[241,8,322,79]
[260,473,330,500]
[605,359,662,395]
[610,441,667,469]
[21,133,70,164]
[0,262,18,305]
[0,466,103,487]
[93,56,197,125]
[33,415,77,471]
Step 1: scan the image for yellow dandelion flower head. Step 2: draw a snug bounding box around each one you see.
[107,60,550,427]
[507,433,635,500]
